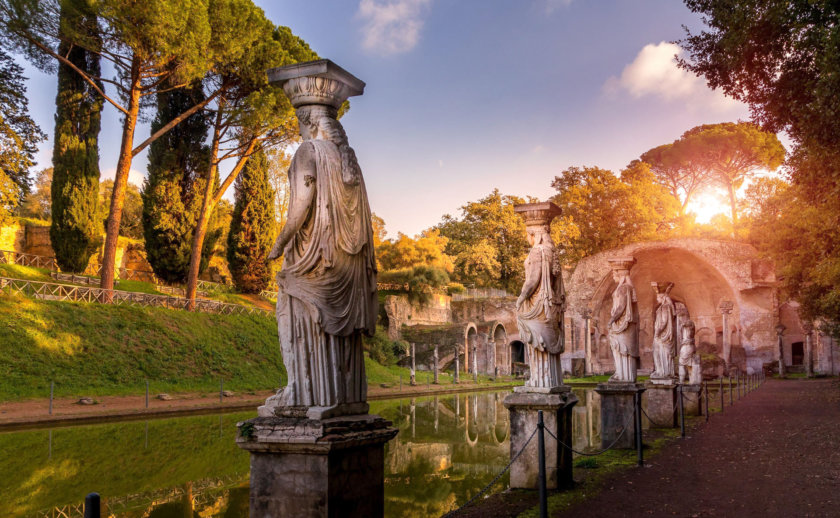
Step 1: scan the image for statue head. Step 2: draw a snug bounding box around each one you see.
[526,226,553,247]
[295,104,362,185]
[681,319,696,342]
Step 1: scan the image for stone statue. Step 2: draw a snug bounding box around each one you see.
[607,258,639,383]
[678,319,702,384]
[514,202,565,389]
[651,282,677,380]
[261,62,376,419]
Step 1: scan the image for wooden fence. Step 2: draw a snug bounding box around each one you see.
[0,249,57,270]
[0,277,273,318]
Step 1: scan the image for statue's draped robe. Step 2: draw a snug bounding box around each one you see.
[277,139,377,408]
[608,282,638,382]
[517,244,564,388]
[652,296,676,379]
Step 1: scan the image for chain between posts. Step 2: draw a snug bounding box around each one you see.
[543,408,636,457]
[441,427,539,517]
[640,396,681,428]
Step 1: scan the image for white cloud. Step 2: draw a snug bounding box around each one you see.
[357,0,432,56]
[100,168,146,189]
[604,41,740,112]
[543,0,573,14]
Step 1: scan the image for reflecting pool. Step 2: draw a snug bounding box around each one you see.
[1,388,604,517]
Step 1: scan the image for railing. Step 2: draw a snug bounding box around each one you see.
[0,249,57,270]
[451,288,512,301]
[0,277,273,318]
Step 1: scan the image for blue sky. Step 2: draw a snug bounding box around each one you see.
[18,0,751,238]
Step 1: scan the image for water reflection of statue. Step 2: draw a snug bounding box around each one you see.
[514,203,565,389]
[607,258,639,383]
[679,320,703,384]
[263,72,376,418]
[651,282,677,380]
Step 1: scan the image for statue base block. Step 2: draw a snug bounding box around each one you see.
[503,388,578,489]
[680,383,702,416]
[236,414,398,518]
[595,382,644,449]
[644,380,678,428]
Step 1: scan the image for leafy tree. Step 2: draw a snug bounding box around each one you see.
[265,146,290,235]
[677,122,784,225]
[18,167,51,220]
[141,81,214,284]
[100,179,142,240]
[0,47,44,200]
[48,3,102,272]
[550,164,680,263]
[371,213,386,248]
[379,265,450,306]
[638,144,710,216]
[435,189,529,292]
[227,148,274,293]
[0,169,18,222]
[376,229,453,273]
[0,0,255,289]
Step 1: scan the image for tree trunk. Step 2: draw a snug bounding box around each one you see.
[100,56,141,292]
[727,181,738,226]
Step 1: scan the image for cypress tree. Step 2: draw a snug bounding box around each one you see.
[49,4,103,272]
[142,82,218,284]
[227,149,275,293]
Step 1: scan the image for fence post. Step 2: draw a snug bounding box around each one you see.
[678,384,685,438]
[704,381,709,422]
[537,410,548,518]
[84,492,100,518]
[49,381,54,415]
[634,390,643,466]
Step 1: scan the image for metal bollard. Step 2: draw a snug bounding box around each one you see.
[679,384,685,438]
[49,381,54,415]
[145,379,149,409]
[219,379,223,403]
[704,382,709,422]
[634,390,644,466]
[729,376,733,405]
[84,492,100,518]
[537,410,548,518]
[399,375,402,391]
[719,378,724,412]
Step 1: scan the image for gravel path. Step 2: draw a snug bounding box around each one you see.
[555,378,840,518]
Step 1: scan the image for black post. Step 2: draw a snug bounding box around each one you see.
[729,375,733,406]
[399,374,402,392]
[719,378,724,413]
[634,390,643,466]
[537,410,548,518]
[678,384,685,437]
[704,381,709,422]
[145,379,149,409]
[84,492,100,518]
[219,379,223,403]
[49,381,54,415]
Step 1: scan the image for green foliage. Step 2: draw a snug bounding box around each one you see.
[550,164,680,263]
[435,189,529,292]
[0,47,45,201]
[363,325,405,366]
[17,167,51,219]
[227,148,274,293]
[100,179,142,239]
[376,229,453,273]
[142,81,214,284]
[49,4,102,273]
[0,169,18,222]
[379,265,450,306]
[446,282,466,295]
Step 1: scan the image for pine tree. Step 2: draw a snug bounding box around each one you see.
[227,149,275,293]
[141,82,218,284]
[49,4,102,272]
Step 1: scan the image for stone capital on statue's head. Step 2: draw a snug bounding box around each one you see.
[607,256,636,273]
[268,59,365,109]
[514,202,562,229]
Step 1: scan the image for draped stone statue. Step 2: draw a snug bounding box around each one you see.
[678,319,702,384]
[514,202,565,389]
[261,62,376,419]
[651,282,677,380]
[607,258,639,383]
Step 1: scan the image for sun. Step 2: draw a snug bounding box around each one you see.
[686,190,730,224]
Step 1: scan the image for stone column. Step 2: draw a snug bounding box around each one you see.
[719,300,734,368]
[803,322,814,378]
[472,343,478,377]
[410,342,416,386]
[776,323,786,377]
[594,383,644,449]
[583,310,593,375]
[433,345,439,384]
[454,346,460,384]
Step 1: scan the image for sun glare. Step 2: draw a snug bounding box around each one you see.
[686,191,729,224]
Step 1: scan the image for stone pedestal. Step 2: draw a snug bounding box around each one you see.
[237,414,398,518]
[680,384,702,417]
[595,382,644,449]
[644,380,678,428]
[503,386,578,489]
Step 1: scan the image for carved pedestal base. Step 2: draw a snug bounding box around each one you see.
[595,382,644,449]
[236,414,398,518]
[644,380,678,428]
[503,387,578,489]
[680,383,702,417]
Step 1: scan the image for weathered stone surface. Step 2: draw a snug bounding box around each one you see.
[644,381,677,428]
[156,393,172,401]
[607,257,639,383]
[503,390,578,489]
[595,383,644,449]
[680,384,702,417]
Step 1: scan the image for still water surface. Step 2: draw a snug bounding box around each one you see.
[1,388,602,517]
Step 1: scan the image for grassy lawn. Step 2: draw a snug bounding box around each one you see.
[0,263,53,281]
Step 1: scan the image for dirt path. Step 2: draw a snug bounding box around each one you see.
[552,378,840,518]
[0,380,517,430]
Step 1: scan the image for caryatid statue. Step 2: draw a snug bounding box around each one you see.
[607,257,639,383]
[678,319,703,384]
[514,202,565,389]
[651,282,677,380]
[262,60,376,419]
